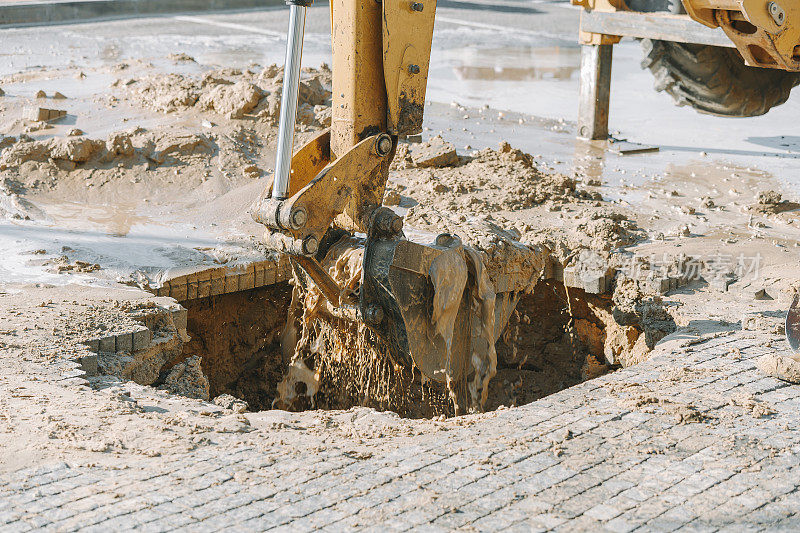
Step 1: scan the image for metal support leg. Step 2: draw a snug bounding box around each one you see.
[578,44,612,141]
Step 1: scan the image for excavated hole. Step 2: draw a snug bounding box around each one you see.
[178,282,293,412]
[178,279,641,418]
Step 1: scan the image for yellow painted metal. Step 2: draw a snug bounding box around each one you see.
[688,0,739,6]
[680,0,718,27]
[579,26,623,45]
[272,129,331,198]
[729,0,799,70]
[382,0,437,135]
[280,134,392,244]
[572,0,624,45]
[682,0,800,69]
[741,0,784,31]
[330,0,387,158]
[574,0,800,70]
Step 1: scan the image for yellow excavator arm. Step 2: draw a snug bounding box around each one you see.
[249,0,509,401]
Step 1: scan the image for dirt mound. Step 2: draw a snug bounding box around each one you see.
[129,73,201,113]
[576,210,643,252]
[160,355,210,400]
[0,128,222,209]
[124,64,332,124]
[751,190,800,215]
[612,277,677,359]
[399,142,596,218]
[396,141,643,264]
[49,137,105,162]
[0,130,213,172]
[198,81,263,119]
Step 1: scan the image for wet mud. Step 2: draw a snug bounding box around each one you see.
[173,271,665,418]
[178,283,292,411]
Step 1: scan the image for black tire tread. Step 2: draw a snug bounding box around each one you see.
[640,39,800,117]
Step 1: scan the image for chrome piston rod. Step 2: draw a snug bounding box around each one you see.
[272,1,309,200]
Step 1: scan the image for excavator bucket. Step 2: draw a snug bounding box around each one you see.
[253,0,521,398]
[788,293,800,354]
[359,222,522,385]
[361,231,474,382]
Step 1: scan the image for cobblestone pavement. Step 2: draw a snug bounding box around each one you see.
[2,317,800,531]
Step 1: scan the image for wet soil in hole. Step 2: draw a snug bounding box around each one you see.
[179,282,292,411]
[180,279,637,417]
[489,280,617,410]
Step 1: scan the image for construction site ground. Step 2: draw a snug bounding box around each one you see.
[0,287,798,532]
[2,1,800,530]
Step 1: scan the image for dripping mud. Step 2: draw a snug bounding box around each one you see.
[177,254,671,419]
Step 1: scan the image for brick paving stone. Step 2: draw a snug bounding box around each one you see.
[673,523,718,533]
[4,331,800,531]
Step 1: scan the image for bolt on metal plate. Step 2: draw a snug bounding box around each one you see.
[768,1,785,26]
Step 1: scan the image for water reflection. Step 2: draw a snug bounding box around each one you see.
[452,46,580,81]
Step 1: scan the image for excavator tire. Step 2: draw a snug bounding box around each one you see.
[640,38,800,117]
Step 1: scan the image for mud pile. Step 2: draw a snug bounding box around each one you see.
[394,141,644,264]
[0,130,214,172]
[0,63,335,239]
[126,64,332,125]
[751,190,800,216]
[0,128,221,219]
[398,141,597,214]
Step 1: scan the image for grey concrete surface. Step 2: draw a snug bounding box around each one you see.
[0,0,284,28]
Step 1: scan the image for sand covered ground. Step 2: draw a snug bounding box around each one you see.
[0,45,798,443]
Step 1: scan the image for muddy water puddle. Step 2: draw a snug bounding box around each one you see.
[0,198,239,286]
[36,201,155,237]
